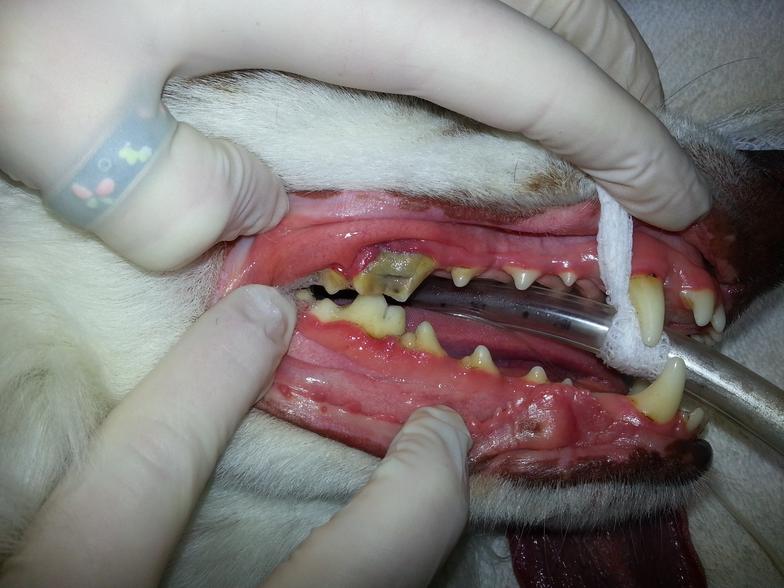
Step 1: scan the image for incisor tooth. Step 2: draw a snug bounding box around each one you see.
[503,266,541,291]
[711,305,726,333]
[559,271,577,288]
[629,357,686,423]
[353,252,436,302]
[680,289,716,327]
[523,366,548,384]
[400,321,447,357]
[687,407,706,433]
[460,345,499,375]
[320,269,350,295]
[450,267,481,288]
[629,275,665,347]
[311,295,406,339]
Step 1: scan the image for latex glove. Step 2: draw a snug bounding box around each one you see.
[0,285,296,587]
[0,284,470,588]
[1,0,708,274]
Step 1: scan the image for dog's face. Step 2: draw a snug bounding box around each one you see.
[2,11,784,587]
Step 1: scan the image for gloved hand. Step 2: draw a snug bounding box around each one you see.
[0,284,471,588]
[1,1,708,274]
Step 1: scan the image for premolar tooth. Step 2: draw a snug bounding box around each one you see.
[310,295,405,339]
[687,407,706,433]
[629,275,665,347]
[400,321,447,357]
[562,377,574,386]
[680,289,716,327]
[523,366,548,384]
[461,345,499,375]
[320,269,350,295]
[711,305,726,333]
[503,266,542,291]
[559,271,577,288]
[353,252,436,302]
[450,267,481,288]
[629,357,686,423]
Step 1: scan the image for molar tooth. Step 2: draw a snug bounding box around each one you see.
[687,407,706,433]
[523,366,548,384]
[354,252,436,302]
[629,357,686,424]
[320,269,350,295]
[450,267,481,288]
[680,289,716,327]
[311,295,405,339]
[400,321,447,357]
[629,275,665,347]
[503,266,542,291]
[711,305,726,333]
[559,271,577,288]
[460,345,499,375]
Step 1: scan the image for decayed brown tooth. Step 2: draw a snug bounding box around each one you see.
[320,269,350,295]
[310,295,405,339]
[559,271,577,288]
[680,289,716,327]
[523,365,548,384]
[503,266,541,291]
[687,407,706,433]
[711,305,726,333]
[353,252,436,302]
[450,267,481,288]
[629,357,686,423]
[629,275,665,347]
[460,345,499,375]
[400,321,447,357]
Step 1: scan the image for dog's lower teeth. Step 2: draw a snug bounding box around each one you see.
[628,357,686,423]
[311,295,406,339]
[460,345,500,375]
[524,366,548,384]
[400,321,447,357]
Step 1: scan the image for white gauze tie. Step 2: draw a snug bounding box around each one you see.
[596,186,670,379]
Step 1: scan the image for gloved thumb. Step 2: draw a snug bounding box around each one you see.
[265,406,471,588]
[91,122,288,271]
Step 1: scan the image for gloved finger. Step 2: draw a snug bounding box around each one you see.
[91,123,289,271]
[174,0,709,230]
[502,0,664,109]
[264,406,471,588]
[1,285,295,588]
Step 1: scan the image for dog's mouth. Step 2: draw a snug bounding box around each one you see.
[217,190,729,485]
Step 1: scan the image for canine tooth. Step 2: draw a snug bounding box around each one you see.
[629,275,665,347]
[559,271,577,288]
[503,266,542,291]
[400,321,447,357]
[320,269,350,295]
[311,295,405,339]
[461,345,500,375]
[687,407,706,433]
[711,305,726,333]
[523,366,548,384]
[450,267,481,287]
[680,289,716,327]
[629,357,686,423]
[354,252,436,302]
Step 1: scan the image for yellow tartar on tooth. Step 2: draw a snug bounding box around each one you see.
[310,295,405,339]
[460,345,499,375]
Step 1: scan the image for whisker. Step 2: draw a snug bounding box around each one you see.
[664,57,761,105]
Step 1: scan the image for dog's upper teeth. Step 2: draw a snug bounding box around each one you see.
[311,295,406,339]
[523,365,548,384]
[400,321,447,357]
[710,304,726,333]
[353,252,436,302]
[680,289,716,327]
[503,266,541,291]
[628,357,686,423]
[320,269,350,295]
[461,345,500,375]
[450,266,481,288]
[629,275,665,347]
[559,271,577,288]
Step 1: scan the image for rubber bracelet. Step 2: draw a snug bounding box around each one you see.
[42,103,177,229]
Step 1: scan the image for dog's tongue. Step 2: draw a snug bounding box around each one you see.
[508,509,706,587]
